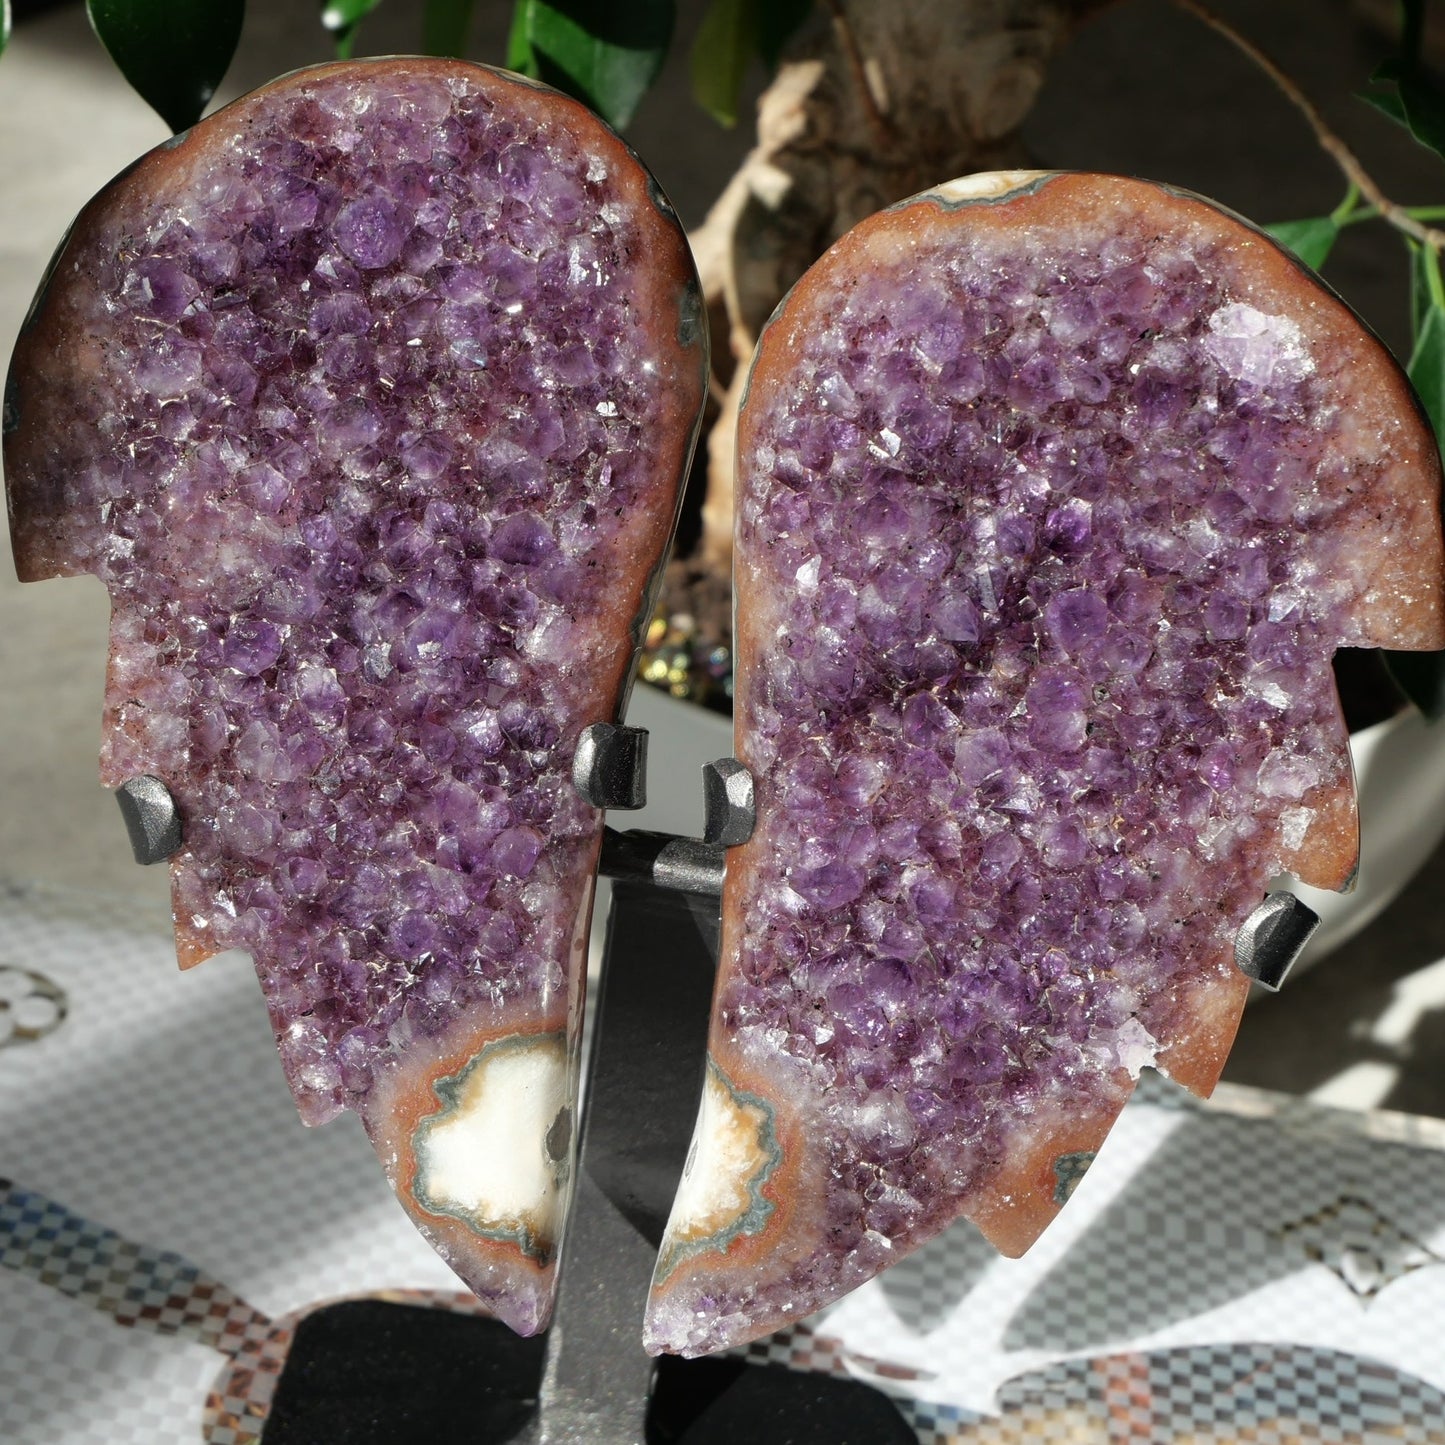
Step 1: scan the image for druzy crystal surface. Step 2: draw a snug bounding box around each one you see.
[645,172,1445,1355]
[6,59,704,1334]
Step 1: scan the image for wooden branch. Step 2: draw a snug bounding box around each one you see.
[1174,0,1445,251]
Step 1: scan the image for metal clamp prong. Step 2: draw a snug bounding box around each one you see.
[115,774,183,865]
[701,758,755,847]
[1234,891,1319,991]
[573,723,649,810]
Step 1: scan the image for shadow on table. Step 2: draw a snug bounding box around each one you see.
[878,1216,1000,1336]
[1002,1082,1445,1353]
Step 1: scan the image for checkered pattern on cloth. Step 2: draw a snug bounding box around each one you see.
[0,882,478,1444]
[898,1344,1445,1444]
[0,880,462,1302]
[0,1268,218,1445]
[2,1176,495,1445]
[874,1214,1001,1337]
[1002,1079,1445,1355]
[9,879,1445,1443]
[1,1182,267,1351]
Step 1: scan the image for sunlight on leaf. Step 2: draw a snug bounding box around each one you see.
[691,0,755,127]
[1264,217,1339,271]
[1,0,11,62]
[87,0,244,133]
[508,0,674,130]
[424,0,475,57]
[321,0,385,59]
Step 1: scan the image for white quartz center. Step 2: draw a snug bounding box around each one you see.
[416,1034,569,1247]
[666,1065,774,1247]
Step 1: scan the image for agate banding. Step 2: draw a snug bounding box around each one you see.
[5,58,705,1336]
[644,171,1445,1356]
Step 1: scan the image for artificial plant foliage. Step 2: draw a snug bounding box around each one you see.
[507,0,675,130]
[86,0,244,133]
[690,0,813,127]
[320,0,387,59]
[424,0,477,59]
[1264,217,1340,271]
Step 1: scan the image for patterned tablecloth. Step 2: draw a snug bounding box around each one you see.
[3,879,1445,1443]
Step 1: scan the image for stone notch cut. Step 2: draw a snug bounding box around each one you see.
[5,58,706,1337]
[644,171,1445,1357]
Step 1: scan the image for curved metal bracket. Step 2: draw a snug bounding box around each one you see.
[115,775,182,865]
[573,724,649,810]
[1234,891,1319,992]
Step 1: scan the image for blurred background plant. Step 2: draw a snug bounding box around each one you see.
[5,0,1445,718]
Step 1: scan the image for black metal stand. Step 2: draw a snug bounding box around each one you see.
[524,833,723,1444]
[259,740,916,1443]
[520,824,918,1445]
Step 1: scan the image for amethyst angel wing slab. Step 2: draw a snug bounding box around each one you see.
[644,171,1445,1355]
[4,58,706,1336]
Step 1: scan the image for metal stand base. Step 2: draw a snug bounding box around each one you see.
[523,843,722,1443]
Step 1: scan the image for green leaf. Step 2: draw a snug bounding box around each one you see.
[688,0,810,122]
[320,0,384,58]
[508,0,675,130]
[1,0,11,62]
[691,0,755,127]
[1409,239,1434,340]
[1409,294,1445,439]
[1359,81,1409,128]
[87,0,244,133]
[756,0,811,69]
[1398,68,1445,159]
[1366,56,1445,161]
[1264,217,1339,271]
[424,0,475,57]
[507,2,536,73]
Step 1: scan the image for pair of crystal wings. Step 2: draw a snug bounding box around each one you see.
[6,59,1444,1357]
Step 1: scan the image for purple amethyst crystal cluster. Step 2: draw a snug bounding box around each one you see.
[733,233,1345,1118]
[6,62,700,1127]
[646,172,1445,1355]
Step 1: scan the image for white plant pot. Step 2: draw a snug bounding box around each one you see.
[1288,707,1445,969]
